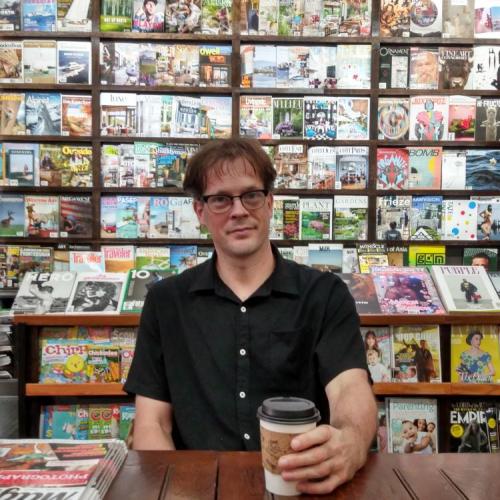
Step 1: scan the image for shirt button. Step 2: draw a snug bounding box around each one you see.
[244,433,250,440]
[239,391,246,399]
[240,306,246,313]
[239,348,247,356]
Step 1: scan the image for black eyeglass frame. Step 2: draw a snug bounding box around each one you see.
[201,189,270,213]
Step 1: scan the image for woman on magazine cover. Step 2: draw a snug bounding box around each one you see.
[457,330,496,382]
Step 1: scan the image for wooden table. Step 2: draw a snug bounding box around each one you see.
[105,451,500,499]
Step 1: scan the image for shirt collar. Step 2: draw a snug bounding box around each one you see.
[188,244,300,297]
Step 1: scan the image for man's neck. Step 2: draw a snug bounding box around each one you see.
[216,244,275,302]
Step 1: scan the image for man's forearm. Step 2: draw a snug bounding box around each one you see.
[132,423,176,451]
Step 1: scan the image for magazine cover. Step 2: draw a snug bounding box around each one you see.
[303,97,337,141]
[165,0,201,33]
[86,345,120,383]
[378,46,409,89]
[61,95,92,137]
[307,243,343,273]
[472,45,500,91]
[474,0,500,38]
[22,0,56,31]
[465,150,500,191]
[333,195,368,241]
[201,0,231,34]
[66,273,126,314]
[449,400,496,453]
[0,0,21,30]
[410,195,443,241]
[408,147,442,189]
[387,397,438,454]
[336,44,371,89]
[442,199,478,240]
[336,146,368,190]
[40,338,88,382]
[166,196,200,239]
[408,244,446,268]
[24,195,59,238]
[377,98,410,141]
[409,95,449,141]
[376,195,412,241]
[307,146,335,190]
[275,144,308,189]
[380,0,410,37]
[272,197,291,240]
[451,325,500,383]
[0,40,22,83]
[441,150,467,190]
[391,325,441,383]
[23,39,56,84]
[0,194,24,237]
[272,97,304,138]
[102,245,134,273]
[299,198,333,240]
[25,91,61,136]
[438,47,474,90]
[239,95,272,139]
[4,142,38,186]
[463,247,498,270]
[0,93,25,135]
[69,251,105,272]
[339,274,381,314]
[489,271,500,297]
[57,41,91,84]
[199,44,231,86]
[100,0,132,31]
[431,265,500,312]
[361,327,391,382]
[409,47,439,90]
[135,247,170,270]
[252,44,276,88]
[283,198,300,240]
[11,271,76,314]
[475,98,500,142]
[442,0,473,38]
[170,244,197,272]
[409,0,442,37]
[60,144,92,187]
[448,95,476,141]
[136,94,162,136]
[171,95,200,138]
[336,97,369,140]
[132,0,165,32]
[476,201,500,242]
[200,96,231,139]
[59,195,92,238]
[376,149,409,190]
[57,0,92,31]
[371,266,445,314]
[100,92,137,136]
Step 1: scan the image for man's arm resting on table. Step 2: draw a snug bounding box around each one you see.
[132,395,176,450]
[278,368,377,495]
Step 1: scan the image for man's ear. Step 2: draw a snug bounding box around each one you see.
[193,199,205,225]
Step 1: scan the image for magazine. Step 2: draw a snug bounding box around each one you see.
[361,326,391,382]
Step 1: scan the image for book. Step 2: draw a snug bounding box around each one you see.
[307,243,343,273]
[442,199,478,240]
[66,272,127,314]
[409,47,439,90]
[391,325,441,383]
[57,41,91,84]
[132,0,165,32]
[69,251,105,273]
[0,0,21,30]
[201,0,231,34]
[336,146,369,190]
[61,95,92,136]
[387,397,438,454]
[25,91,61,136]
[299,198,333,240]
[442,0,474,38]
[0,194,24,237]
[410,195,443,241]
[376,195,412,241]
[408,244,446,268]
[336,97,369,140]
[57,0,92,31]
[59,195,92,238]
[409,95,449,141]
[0,40,22,83]
[438,47,474,90]
[465,150,500,191]
[380,0,410,37]
[372,266,445,314]
[377,98,410,141]
[22,39,56,84]
[239,95,273,139]
[102,246,135,273]
[100,0,132,31]
[339,274,381,314]
[408,147,442,189]
[0,93,25,135]
[378,46,410,89]
[463,248,498,271]
[121,269,175,313]
[333,195,368,241]
[475,98,500,142]
[272,97,303,138]
[448,95,476,141]
[409,0,442,37]
[431,265,500,312]
[12,271,76,314]
[451,325,500,383]
[24,195,59,238]
[22,0,56,31]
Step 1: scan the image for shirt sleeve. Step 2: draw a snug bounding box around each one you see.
[123,287,171,402]
[315,276,369,387]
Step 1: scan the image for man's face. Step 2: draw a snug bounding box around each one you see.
[193,157,273,261]
[144,1,156,15]
[471,257,489,270]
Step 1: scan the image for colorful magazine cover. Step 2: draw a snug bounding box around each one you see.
[338,273,380,314]
[307,243,343,273]
[333,195,368,241]
[132,0,165,32]
[361,327,391,382]
[336,97,369,140]
[24,195,59,238]
[336,146,369,190]
[0,194,24,237]
[0,93,25,135]
[86,345,120,383]
[22,0,56,31]
[25,91,61,136]
[299,198,333,240]
[57,0,92,31]
[0,40,22,83]
[100,0,132,31]
[438,46,474,90]
[239,95,273,139]
[376,195,412,241]
[408,147,442,189]
[377,98,410,141]
[465,150,500,191]
[39,338,87,383]
[409,95,449,141]
[410,195,443,241]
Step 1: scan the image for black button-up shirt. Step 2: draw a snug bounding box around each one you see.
[124,246,367,450]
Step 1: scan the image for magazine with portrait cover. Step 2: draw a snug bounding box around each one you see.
[450,325,500,383]
[336,146,369,190]
[102,246,135,273]
[59,195,92,239]
[335,44,371,89]
[409,0,442,37]
[441,199,478,240]
[25,91,61,136]
[438,47,474,90]
[4,142,38,186]
[132,0,165,32]
[387,397,439,454]
[361,327,391,382]
[379,0,410,37]
[472,45,500,91]
[408,146,442,190]
[463,247,498,270]
[307,243,343,273]
[409,95,449,141]
[299,198,333,240]
[442,0,473,38]
[100,0,132,31]
[274,144,308,189]
[391,325,441,383]
[22,40,56,84]
[378,46,409,89]
[0,40,22,83]
[303,97,337,141]
[336,97,369,140]
[339,274,381,314]
[56,41,91,84]
[0,93,25,135]
[441,150,466,190]
[448,95,476,141]
[409,47,438,90]
[57,0,92,31]
[449,400,498,453]
[61,95,92,137]
[474,0,500,39]
[376,195,412,241]
[307,146,336,190]
[465,150,500,191]
[431,265,500,312]
[377,98,409,141]
[371,266,445,314]
[165,0,201,33]
[239,95,273,139]
[333,195,368,241]
[408,244,446,268]
[475,98,500,142]
[272,97,304,138]
[376,149,409,190]
[22,0,56,31]
[66,272,127,314]
[0,0,21,30]
[11,271,76,314]
[410,195,443,241]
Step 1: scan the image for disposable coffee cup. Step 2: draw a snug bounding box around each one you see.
[257,397,320,496]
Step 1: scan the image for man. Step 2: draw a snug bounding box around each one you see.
[132,0,164,32]
[471,252,491,271]
[124,138,377,495]
[460,278,479,303]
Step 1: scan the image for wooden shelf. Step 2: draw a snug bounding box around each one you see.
[99,85,232,94]
[26,383,126,396]
[373,383,451,396]
[13,314,140,326]
[0,83,92,91]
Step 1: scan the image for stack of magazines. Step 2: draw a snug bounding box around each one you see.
[0,439,127,499]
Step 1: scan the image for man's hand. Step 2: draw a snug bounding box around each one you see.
[277,424,366,495]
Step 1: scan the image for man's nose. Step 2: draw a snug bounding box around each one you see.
[229,196,249,216]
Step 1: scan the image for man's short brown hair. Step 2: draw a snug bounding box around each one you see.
[183,138,276,199]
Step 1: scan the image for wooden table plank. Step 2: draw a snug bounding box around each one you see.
[217,452,266,499]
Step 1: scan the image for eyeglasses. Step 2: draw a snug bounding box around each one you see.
[201,189,269,214]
